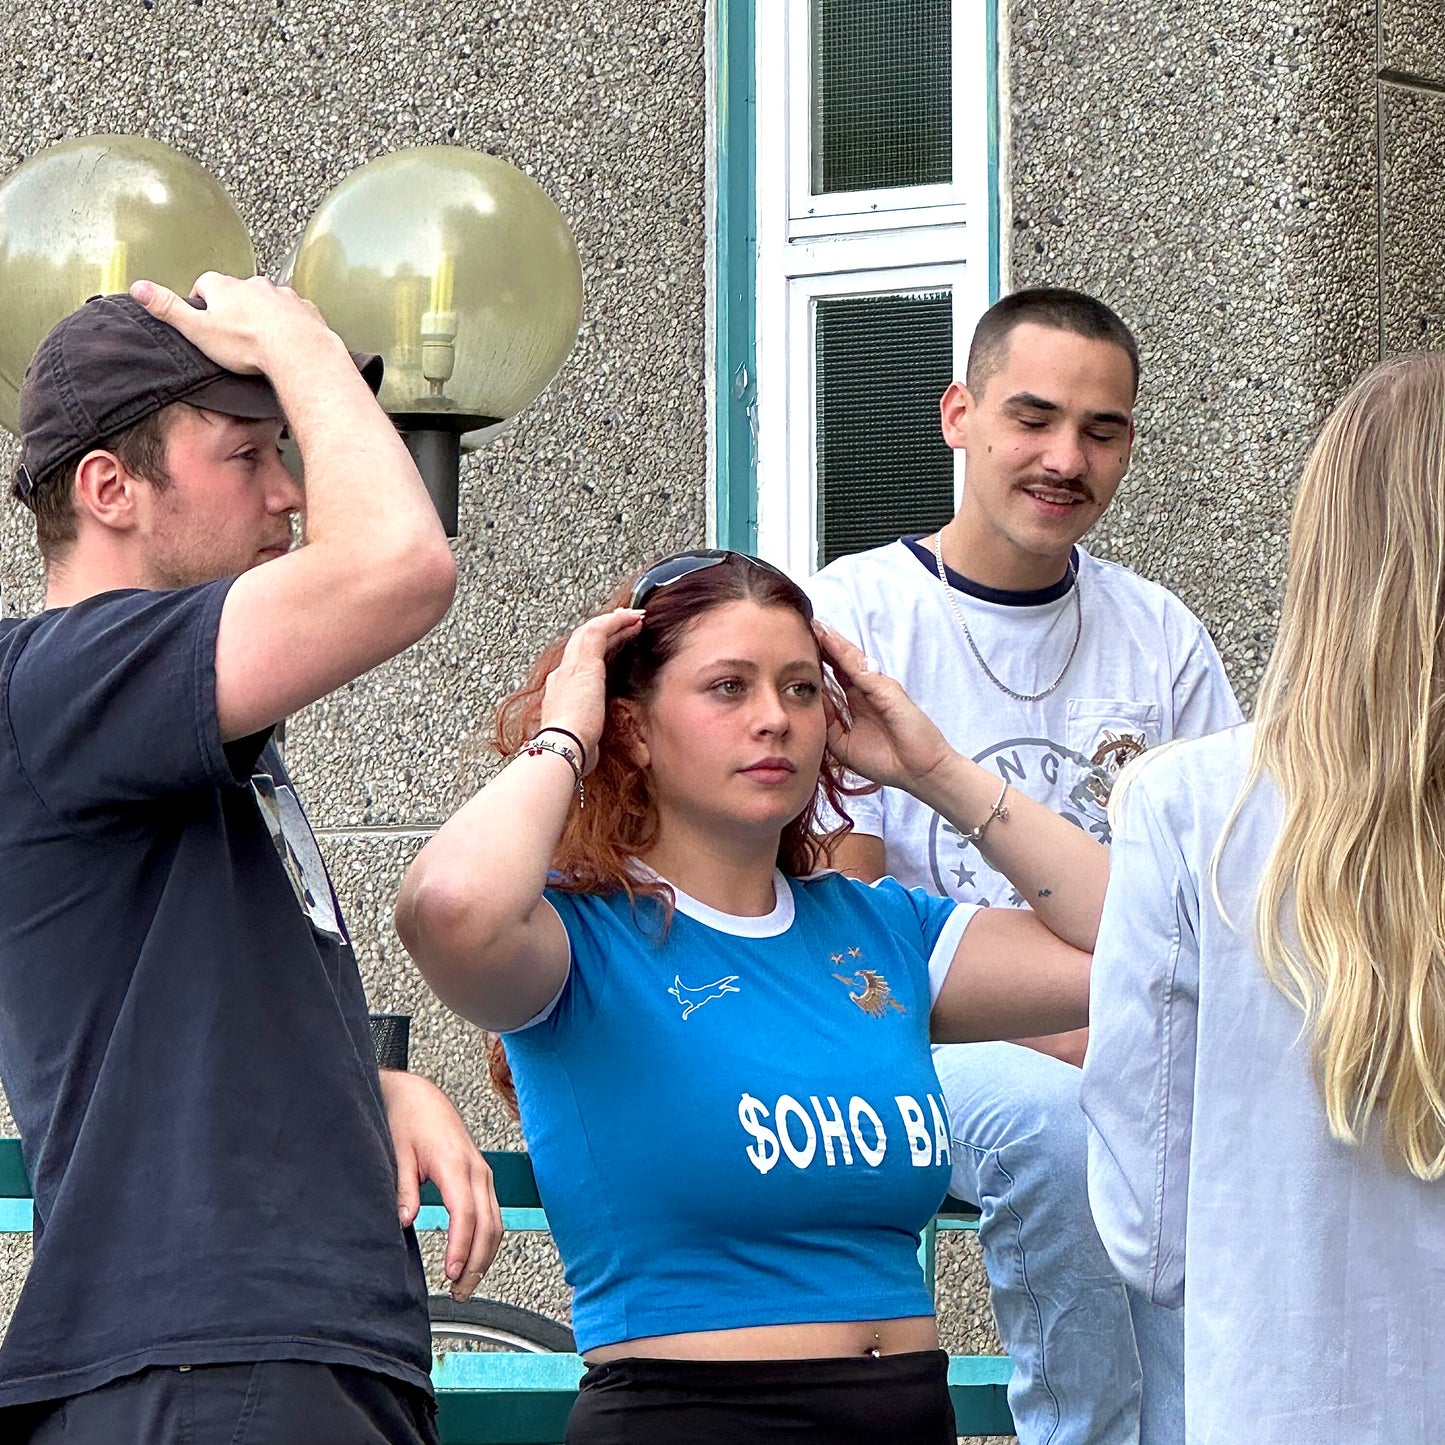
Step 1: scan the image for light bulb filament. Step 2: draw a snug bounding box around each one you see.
[101,241,129,295]
[429,253,454,314]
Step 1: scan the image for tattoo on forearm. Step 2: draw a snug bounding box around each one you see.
[1038,888,1053,898]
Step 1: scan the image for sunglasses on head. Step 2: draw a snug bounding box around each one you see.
[627,549,807,614]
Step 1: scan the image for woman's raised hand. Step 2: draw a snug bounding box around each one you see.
[815,622,955,794]
[538,608,644,773]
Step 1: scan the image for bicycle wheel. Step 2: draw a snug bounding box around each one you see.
[428,1294,576,1354]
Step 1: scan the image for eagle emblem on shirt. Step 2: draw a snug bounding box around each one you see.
[831,948,906,1018]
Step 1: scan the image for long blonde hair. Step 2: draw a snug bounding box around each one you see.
[1238,351,1445,1179]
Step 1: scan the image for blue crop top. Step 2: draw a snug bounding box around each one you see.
[501,869,978,1353]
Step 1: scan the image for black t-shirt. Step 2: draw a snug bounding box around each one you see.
[0,580,430,1407]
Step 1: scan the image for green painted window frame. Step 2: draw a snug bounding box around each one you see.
[714,0,759,553]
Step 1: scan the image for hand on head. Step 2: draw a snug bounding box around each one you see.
[129,272,330,378]
[538,608,645,776]
[815,621,953,792]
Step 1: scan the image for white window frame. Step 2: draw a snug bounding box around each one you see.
[787,0,978,226]
[778,267,972,579]
[755,0,994,576]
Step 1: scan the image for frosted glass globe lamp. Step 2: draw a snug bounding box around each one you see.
[287,146,584,535]
[0,135,255,436]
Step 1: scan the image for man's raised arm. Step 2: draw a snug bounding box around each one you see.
[134,273,457,742]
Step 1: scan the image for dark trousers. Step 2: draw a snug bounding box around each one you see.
[566,1349,956,1445]
[5,1361,438,1445]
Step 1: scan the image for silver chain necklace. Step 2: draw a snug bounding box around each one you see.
[931,534,1082,703]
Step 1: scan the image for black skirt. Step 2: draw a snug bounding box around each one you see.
[566,1349,955,1445]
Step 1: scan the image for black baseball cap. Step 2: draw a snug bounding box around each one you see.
[14,293,382,502]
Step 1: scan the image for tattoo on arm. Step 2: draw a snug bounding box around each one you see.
[1038,888,1053,898]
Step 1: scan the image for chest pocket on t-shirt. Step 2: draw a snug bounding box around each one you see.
[1065,699,1162,828]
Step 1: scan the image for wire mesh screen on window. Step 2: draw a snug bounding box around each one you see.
[811,0,951,194]
[814,291,955,568]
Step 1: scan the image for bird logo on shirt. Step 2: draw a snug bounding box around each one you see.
[668,975,741,1019]
[832,948,906,1018]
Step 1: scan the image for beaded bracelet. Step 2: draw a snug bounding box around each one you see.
[523,735,586,809]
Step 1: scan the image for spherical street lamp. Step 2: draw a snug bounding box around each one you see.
[286,146,584,535]
[0,136,256,435]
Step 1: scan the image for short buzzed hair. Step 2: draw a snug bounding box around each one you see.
[966,288,1140,399]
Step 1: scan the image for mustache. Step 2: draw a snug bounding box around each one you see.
[1017,477,1095,503]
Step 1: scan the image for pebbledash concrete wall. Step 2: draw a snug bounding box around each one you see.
[0,0,1442,1381]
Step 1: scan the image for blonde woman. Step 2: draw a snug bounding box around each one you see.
[1081,352,1445,1443]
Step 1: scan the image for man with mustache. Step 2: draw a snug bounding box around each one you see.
[0,276,498,1443]
[806,289,1241,1445]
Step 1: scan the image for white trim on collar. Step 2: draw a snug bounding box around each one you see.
[632,864,796,938]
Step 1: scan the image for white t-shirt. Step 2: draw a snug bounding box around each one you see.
[805,538,1243,906]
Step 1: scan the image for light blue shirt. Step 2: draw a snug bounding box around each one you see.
[504,870,976,1353]
[1083,725,1445,1443]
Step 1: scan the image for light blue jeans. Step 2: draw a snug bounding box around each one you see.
[935,1042,1183,1445]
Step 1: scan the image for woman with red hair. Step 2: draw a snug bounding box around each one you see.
[397,550,1107,1444]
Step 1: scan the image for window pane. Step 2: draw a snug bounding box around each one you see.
[811,0,952,194]
[814,291,955,567]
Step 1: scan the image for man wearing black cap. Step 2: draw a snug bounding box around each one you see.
[0,274,495,1443]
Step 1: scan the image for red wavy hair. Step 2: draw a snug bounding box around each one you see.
[487,552,869,1112]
